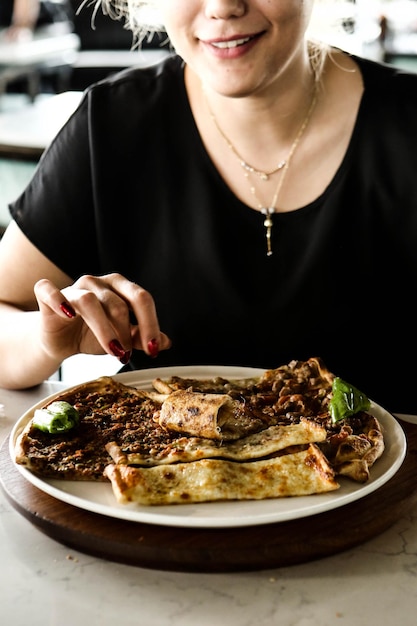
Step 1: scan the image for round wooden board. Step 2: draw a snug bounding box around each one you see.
[2,421,417,573]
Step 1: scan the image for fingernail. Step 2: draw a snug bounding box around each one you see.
[109,339,131,364]
[119,350,131,365]
[109,339,127,358]
[147,338,159,358]
[60,302,76,318]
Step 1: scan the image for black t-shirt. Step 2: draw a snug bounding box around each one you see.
[9,54,417,414]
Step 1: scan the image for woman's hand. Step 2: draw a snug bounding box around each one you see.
[34,273,172,365]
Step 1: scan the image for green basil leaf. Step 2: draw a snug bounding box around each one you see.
[329,377,371,424]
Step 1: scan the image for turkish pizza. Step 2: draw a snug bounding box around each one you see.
[14,358,385,506]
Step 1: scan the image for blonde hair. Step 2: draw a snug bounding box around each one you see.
[79,1,162,44]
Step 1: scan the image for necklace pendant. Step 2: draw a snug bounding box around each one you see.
[262,207,274,256]
[241,160,253,174]
[206,81,318,259]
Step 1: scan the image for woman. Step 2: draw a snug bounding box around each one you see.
[0,1,415,415]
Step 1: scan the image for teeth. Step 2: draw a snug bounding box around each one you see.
[212,37,251,49]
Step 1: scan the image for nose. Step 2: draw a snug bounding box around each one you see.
[204,0,247,19]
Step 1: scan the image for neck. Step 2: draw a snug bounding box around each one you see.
[189,48,320,169]
[200,86,317,180]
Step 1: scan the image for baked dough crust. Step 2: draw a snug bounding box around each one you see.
[104,444,339,505]
[106,419,327,466]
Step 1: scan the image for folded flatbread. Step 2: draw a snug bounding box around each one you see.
[157,389,268,440]
[106,419,328,466]
[104,444,339,506]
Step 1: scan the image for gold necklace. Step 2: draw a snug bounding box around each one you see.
[209,116,287,180]
[206,85,318,256]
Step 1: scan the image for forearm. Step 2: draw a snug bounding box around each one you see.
[11,0,40,28]
[0,307,64,390]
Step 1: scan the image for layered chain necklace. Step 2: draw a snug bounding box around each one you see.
[206,83,318,256]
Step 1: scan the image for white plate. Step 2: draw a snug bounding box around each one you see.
[9,366,407,529]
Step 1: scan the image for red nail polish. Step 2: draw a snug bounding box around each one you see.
[109,340,131,364]
[119,351,131,365]
[60,302,76,318]
[109,339,125,358]
[147,338,159,358]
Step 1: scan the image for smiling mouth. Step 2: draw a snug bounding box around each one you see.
[211,36,253,49]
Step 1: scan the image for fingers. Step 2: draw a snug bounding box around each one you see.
[123,279,168,357]
[34,278,110,360]
[92,273,172,358]
[34,275,171,363]
[34,278,78,325]
[62,280,133,363]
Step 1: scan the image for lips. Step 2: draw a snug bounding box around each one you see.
[211,36,252,49]
[204,31,262,48]
[201,32,262,58]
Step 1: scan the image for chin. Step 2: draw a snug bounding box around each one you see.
[205,71,263,98]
